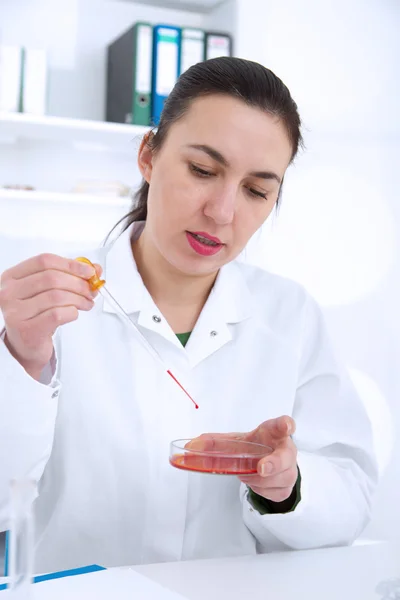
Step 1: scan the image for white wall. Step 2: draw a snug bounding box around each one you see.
[0,0,399,544]
[239,0,400,540]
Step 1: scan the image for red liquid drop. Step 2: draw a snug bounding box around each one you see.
[170,453,259,475]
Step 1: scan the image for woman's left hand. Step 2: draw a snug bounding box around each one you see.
[194,415,298,503]
[237,415,298,502]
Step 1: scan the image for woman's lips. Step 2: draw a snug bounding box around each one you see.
[190,231,222,245]
[186,231,224,256]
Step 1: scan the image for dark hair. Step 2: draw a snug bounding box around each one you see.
[116,56,303,235]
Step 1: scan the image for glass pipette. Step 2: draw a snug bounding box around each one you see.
[8,479,36,598]
[76,257,199,409]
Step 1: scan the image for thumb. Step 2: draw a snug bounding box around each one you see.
[93,263,103,278]
[272,415,296,438]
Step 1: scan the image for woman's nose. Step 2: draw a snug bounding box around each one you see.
[203,185,236,225]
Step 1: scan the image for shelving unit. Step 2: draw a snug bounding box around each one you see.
[115,0,224,13]
[0,188,131,208]
[0,0,266,243]
[0,187,131,247]
[0,112,149,149]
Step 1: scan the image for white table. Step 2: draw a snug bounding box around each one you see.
[0,542,399,599]
[133,541,400,600]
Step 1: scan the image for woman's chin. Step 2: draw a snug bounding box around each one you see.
[169,253,225,277]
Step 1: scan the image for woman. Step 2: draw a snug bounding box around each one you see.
[0,57,377,574]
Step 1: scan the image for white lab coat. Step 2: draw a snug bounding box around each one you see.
[0,223,378,574]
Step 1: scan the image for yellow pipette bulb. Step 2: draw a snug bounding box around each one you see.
[76,257,106,291]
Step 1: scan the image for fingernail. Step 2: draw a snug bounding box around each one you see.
[77,263,95,277]
[261,462,274,476]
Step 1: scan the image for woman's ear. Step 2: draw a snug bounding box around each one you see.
[138,132,154,183]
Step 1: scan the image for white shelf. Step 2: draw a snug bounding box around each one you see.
[0,188,132,208]
[0,112,150,151]
[114,0,224,13]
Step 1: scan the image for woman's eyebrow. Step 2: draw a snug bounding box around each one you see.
[249,170,281,184]
[185,144,281,184]
[186,144,229,167]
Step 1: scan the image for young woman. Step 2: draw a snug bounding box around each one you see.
[0,57,377,574]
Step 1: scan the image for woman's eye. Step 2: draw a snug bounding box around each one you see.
[189,164,214,178]
[248,187,267,200]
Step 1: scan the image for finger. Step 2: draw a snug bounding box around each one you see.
[185,435,215,452]
[257,440,297,477]
[18,306,79,342]
[14,270,96,302]
[15,291,94,321]
[240,466,298,489]
[185,433,245,453]
[248,485,294,503]
[2,254,96,282]
[246,416,296,446]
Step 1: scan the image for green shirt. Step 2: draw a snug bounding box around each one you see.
[176,332,192,347]
[175,331,301,514]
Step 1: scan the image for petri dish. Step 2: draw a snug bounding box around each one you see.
[169,438,273,475]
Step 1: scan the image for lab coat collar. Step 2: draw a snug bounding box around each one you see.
[102,223,254,363]
[184,261,253,367]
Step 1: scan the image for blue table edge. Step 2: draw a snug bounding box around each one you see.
[0,564,106,591]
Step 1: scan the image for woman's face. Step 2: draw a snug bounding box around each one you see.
[138,94,293,276]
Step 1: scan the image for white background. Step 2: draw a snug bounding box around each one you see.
[248,0,400,543]
[0,0,399,548]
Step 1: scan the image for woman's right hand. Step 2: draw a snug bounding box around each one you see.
[0,254,101,381]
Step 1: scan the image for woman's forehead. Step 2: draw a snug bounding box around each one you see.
[167,95,293,171]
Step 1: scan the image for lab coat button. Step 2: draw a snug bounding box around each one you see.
[152,315,161,323]
[51,390,59,399]
[210,330,218,337]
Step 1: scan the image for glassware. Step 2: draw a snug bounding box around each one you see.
[8,479,37,598]
[169,438,273,475]
[76,257,198,409]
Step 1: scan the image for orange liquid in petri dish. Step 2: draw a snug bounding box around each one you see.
[169,453,260,475]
